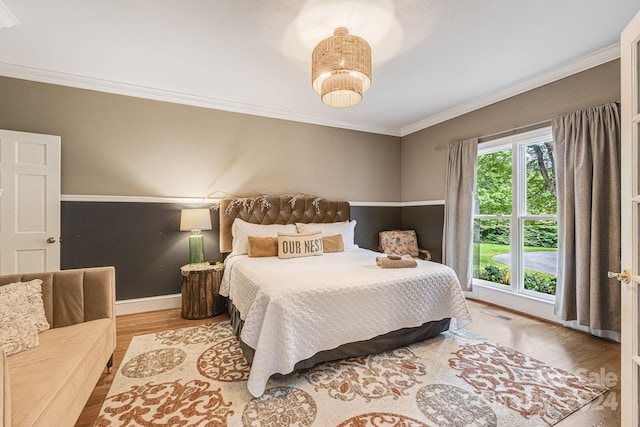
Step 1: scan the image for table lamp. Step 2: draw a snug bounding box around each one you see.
[180,208,212,265]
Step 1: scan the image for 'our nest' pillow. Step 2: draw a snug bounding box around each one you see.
[278,231,324,259]
[295,220,357,249]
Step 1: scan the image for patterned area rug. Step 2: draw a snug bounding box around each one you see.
[95,321,606,426]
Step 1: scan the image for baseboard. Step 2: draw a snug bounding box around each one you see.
[116,293,182,316]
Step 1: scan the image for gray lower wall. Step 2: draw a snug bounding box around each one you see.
[351,206,403,251]
[61,201,443,300]
[401,205,445,263]
[60,202,215,300]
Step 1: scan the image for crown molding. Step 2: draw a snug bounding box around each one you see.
[400,42,621,137]
[0,61,401,137]
[0,1,19,28]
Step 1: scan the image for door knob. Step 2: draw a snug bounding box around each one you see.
[46,237,56,244]
[608,269,631,284]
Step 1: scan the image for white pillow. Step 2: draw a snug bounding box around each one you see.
[278,231,323,259]
[0,280,49,333]
[296,220,357,249]
[230,218,297,256]
[0,289,40,356]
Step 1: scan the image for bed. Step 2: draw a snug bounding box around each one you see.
[218,195,471,397]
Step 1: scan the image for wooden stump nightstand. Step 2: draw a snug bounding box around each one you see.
[180,262,225,319]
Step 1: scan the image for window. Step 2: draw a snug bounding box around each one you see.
[472,127,557,300]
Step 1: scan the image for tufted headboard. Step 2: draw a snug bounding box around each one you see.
[219,195,350,253]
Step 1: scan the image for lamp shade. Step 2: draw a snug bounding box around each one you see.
[180,208,212,231]
[312,27,371,108]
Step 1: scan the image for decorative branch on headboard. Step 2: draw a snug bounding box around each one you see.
[205,192,325,215]
[285,193,324,213]
[223,194,272,216]
[204,191,271,214]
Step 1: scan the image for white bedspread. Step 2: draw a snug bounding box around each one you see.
[220,248,472,397]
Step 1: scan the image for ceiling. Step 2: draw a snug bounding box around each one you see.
[0,0,638,137]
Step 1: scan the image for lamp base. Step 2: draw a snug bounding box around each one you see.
[188,230,205,265]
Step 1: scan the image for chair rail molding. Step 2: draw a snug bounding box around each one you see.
[62,194,446,207]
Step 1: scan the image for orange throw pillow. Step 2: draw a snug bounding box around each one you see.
[247,236,278,257]
[322,234,344,253]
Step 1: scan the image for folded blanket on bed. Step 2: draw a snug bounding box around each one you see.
[376,255,417,268]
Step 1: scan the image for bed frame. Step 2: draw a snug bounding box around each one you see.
[219,195,451,369]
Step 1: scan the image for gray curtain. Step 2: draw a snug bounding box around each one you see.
[443,138,478,291]
[552,102,621,334]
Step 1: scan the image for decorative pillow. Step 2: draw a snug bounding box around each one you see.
[0,280,49,333]
[248,236,278,257]
[230,218,297,257]
[322,234,344,253]
[378,230,419,257]
[278,231,324,259]
[295,220,357,249]
[0,291,40,356]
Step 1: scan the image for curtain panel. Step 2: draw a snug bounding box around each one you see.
[552,102,621,334]
[443,138,478,291]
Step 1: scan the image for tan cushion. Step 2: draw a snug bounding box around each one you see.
[378,230,419,257]
[8,319,114,427]
[278,231,324,259]
[248,236,278,257]
[322,234,344,253]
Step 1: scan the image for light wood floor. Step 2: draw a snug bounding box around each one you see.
[76,300,621,427]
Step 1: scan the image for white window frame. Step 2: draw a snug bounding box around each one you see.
[472,126,557,306]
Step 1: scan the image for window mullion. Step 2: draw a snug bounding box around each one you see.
[510,142,519,293]
[516,141,528,295]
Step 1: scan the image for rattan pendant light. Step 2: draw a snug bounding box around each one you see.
[311,27,372,108]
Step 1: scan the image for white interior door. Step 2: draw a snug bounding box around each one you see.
[0,130,60,274]
[620,10,640,426]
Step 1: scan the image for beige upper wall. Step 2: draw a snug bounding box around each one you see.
[0,59,621,203]
[401,59,621,202]
[0,77,401,202]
